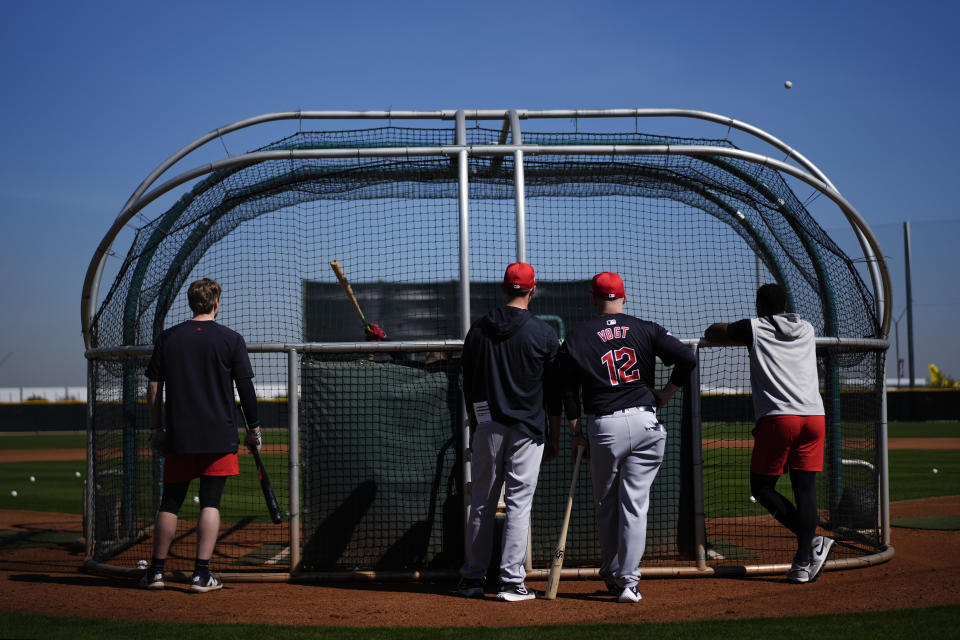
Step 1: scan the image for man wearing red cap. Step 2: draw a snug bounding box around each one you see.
[458,262,561,601]
[558,272,697,603]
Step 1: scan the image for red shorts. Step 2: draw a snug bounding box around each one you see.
[750,414,825,475]
[164,452,239,483]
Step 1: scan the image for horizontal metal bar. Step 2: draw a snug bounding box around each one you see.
[87,336,887,360]
[699,337,888,351]
[85,340,466,359]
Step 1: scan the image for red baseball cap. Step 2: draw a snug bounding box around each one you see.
[503,262,537,290]
[591,272,626,299]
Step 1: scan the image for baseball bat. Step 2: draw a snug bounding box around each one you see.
[329,259,370,330]
[241,410,283,524]
[543,444,585,600]
[250,443,283,524]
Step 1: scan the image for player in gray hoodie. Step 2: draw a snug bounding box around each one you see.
[705,284,834,583]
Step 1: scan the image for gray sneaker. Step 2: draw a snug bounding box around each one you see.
[786,560,811,584]
[808,536,835,582]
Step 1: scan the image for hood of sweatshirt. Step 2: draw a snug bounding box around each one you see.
[478,306,534,341]
[766,313,811,339]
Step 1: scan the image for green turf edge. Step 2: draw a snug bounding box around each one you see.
[891,514,960,530]
[1,605,959,640]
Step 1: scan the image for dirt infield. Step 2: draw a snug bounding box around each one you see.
[0,496,958,627]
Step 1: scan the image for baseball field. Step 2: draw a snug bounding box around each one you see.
[1,423,958,637]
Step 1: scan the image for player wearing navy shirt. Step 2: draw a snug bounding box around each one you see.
[140,278,261,593]
[458,262,561,602]
[559,272,696,603]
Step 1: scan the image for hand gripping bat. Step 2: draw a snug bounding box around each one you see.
[544,444,585,600]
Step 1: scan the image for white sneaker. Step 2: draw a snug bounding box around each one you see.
[617,585,642,603]
[496,582,536,601]
[808,536,835,582]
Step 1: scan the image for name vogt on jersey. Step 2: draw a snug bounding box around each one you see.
[596,321,630,342]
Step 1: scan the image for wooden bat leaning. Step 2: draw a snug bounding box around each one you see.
[544,444,585,600]
[329,259,370,330]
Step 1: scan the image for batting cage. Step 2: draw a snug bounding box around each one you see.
[81,109,892,582]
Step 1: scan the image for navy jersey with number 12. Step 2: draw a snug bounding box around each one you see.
[559,313,697,417]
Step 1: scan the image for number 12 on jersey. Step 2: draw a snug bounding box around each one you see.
[600,347,640,386]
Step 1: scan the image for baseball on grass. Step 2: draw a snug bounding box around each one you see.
[193,496,200,503]
[10,490,17,497]
[29,476,36,482]
[749,495,757,503]
[784,80,792,89]
[75,471,81,477]
[932,468,939,474]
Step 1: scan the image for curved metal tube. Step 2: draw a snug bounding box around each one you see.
[83,110,891,346]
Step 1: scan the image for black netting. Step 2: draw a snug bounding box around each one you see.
[88,124,885,575]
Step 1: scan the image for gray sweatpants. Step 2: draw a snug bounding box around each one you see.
[460,421,544,585]
[588,406,666,589]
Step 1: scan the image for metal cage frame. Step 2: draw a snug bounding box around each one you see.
[81,108,893,581]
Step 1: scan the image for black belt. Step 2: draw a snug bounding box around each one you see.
[594,405,655,417]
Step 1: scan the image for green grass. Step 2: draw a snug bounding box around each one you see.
[0,460,86,512]
[1,429,956,516]
[889,449,960,501]
[0,452,286,519]
[702,445,960,517]
[887,421,960,438]
[0,432,87,448]
[1,605,959,639]
[0,428,290,449]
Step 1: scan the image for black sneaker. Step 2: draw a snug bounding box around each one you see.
[497,582,536,602]
[138,568,164,590]
[599,571,619,595]
[189,573,223,593]
[457,577,485,598]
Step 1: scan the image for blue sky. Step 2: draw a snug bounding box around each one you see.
[0,0,957,385]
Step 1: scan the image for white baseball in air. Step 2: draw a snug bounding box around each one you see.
[29,476,36,482]
[75,471,81,477]
[749,495,757,503]
[137,559,148,569]
[10,490,17,497]
[932,468,938,474]
[784,80,792,89]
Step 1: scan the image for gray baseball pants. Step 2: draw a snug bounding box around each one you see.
[588,406,666,590]
[460,421,544,585]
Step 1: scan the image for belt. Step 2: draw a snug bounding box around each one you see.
[594,405,655,417]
